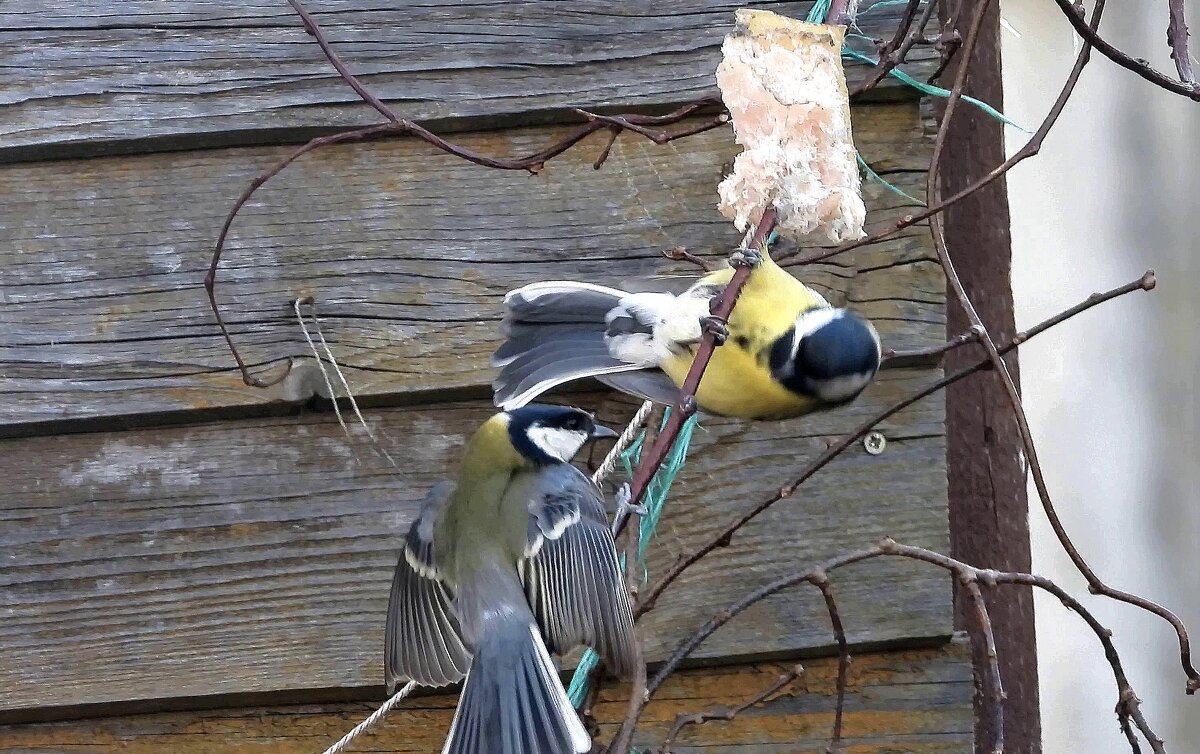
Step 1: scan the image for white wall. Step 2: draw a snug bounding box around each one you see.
[1002,0,1200,751]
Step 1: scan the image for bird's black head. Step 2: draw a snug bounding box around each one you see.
[506,404,618,465]
[769,308,881,404]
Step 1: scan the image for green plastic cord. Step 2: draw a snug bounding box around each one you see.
[795,6,1026,208]
[857,153,926,205]
[567,409,702,708]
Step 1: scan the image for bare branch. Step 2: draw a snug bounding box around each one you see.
[780,0,1109,268]
[207,0,727,387]
[929,0,1199,695]
[962,578,1005,754]
[1050,0,1200,99]
[1168,0,1198,87]
[850,0,942,96]
[811,572,850,752]
[642,538,1167,754]
[658,664,804,754]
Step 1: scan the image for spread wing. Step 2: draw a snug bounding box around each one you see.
[384,480,471,691]
[520,465,637,676]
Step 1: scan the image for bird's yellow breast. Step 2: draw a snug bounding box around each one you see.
[660,255,827,419]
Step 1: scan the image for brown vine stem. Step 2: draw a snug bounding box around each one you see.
[1049,0,1200,100]
[641,538,1165,753]
[810,572,850,752]
[880,328,979,368]
[636,269,1156,619]
[777,0,1113,269]
[850,0,941,96]
[207,0,727,388]
[1168,0,1198,87]
[826,0,855,26]
[929,0,1199,695]
[614,208,778,536]
[609,496,649,754]
[962,578,1005,754]
[657,664,804,754]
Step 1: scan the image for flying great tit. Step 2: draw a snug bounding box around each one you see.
[492,249,882,419]
[384,404,635,754]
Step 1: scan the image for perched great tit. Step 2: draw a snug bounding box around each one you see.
[385,404,635,754]
[492,249,882,419]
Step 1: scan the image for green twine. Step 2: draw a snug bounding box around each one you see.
[567,409,702,708]
[805,0,833,23]
[839,46,1029,131]
[800,6,1026,132]
[857,153,926,205]
[860,0,923,14]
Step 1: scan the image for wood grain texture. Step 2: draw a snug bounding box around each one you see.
[0,375,948,712]
[0,1,936,162]
[0,645,972,752]
[0,103,938,433]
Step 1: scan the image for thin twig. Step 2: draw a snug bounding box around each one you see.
[636,270,1156,618]
[850,0,941,96]
[658,664,804,754]
[880,328,979,368]
[289,0,402,122]
[663,246,720,272]
[614,530,652,754]
[826,0,856,27]
[207,0,727,388]
[1050,0,1200,99]
[1167,0,1198,87]
[811,573,850,753]
[930,0,1200,695]
[962,578,1005,754]
[779,0,1109,268]
[641,538,1166,753]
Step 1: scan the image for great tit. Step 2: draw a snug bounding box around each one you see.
[384,404,635,754]
[492,249,882,419]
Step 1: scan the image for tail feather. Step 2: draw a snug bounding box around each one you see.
[503,281,626,324]
[494,280,684,408]
[494,281,639,409]
[443,622,589,754]
[495,350,639,410]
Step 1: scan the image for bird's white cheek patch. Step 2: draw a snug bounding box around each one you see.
[526,427,588,462]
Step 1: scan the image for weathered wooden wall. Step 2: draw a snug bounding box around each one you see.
[0,1,967,751]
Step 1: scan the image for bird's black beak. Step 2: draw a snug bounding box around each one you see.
[589,424,619,441]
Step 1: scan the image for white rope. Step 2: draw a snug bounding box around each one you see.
[320,682,418,754]
[295,297,400,471]
[295,298,352,441]
[592,400,655,485]
[312,402,653,754]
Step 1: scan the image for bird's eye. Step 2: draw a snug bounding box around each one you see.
[563,417,580,430]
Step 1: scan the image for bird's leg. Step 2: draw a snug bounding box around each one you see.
[610,483,648,537]
[728,246,763,268]
[699,315,730,345]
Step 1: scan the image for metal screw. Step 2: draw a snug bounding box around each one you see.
[863,431,887,455]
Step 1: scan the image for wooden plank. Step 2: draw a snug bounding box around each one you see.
[0,102,939,433]
[0,1,937,162]
[0,645,972,751]
[0,377,949,712]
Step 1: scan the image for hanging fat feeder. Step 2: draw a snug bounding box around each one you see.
[716,9,867,243]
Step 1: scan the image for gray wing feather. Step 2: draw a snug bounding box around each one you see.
[384,481,471,691]
[521,465,637,676]
[595,370,683,407]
